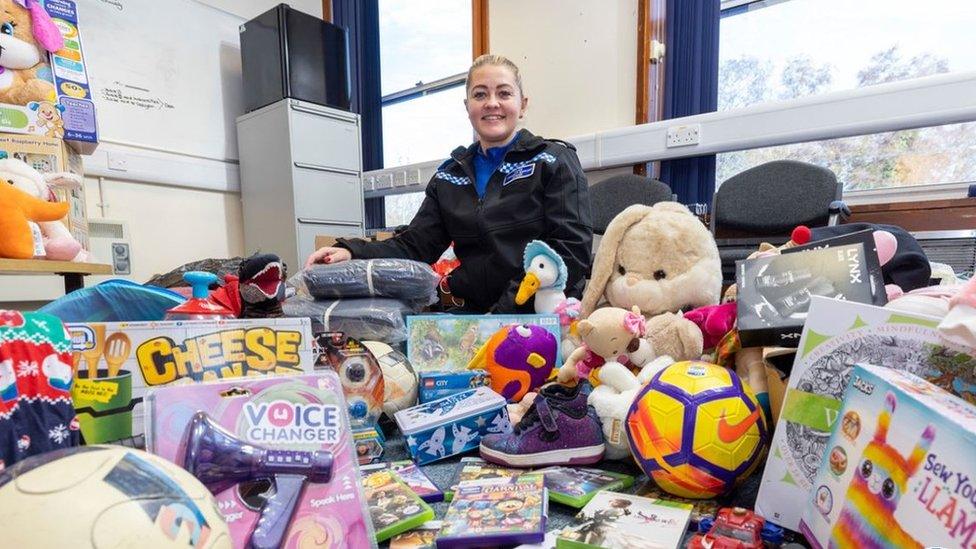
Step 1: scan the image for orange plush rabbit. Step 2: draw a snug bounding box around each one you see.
[0,181,69,259]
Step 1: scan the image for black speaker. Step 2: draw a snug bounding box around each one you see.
[239,4,351,113]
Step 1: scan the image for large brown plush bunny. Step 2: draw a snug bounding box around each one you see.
[0,0,63,106]
[580,202,722,361]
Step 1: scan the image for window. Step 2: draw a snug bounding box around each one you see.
[717,0,976,191]
[378,0,475,226]
[379,0,474,168]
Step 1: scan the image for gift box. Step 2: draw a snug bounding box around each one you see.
[406,314,560,372]
[394,386,511,465]
[800,364,976,549]
[418,369,491,404]
[736,241,885,348]
[145,373,375,548]
[66,318,314,444]
[756,296,976,530]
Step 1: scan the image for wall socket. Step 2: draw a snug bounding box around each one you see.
[666,124,701,147]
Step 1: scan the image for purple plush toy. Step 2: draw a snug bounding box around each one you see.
[467,324,558,402]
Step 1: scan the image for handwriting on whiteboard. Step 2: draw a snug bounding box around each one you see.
[100,83,174,111]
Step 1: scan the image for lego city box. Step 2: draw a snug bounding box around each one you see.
[394,386,511,465]
[418,369,491,404]
[800,364,976,549]
[66,318,315,445]
[145,372,376,548]
[736,240,885,348]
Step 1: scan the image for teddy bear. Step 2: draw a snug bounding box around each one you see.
[580,202,722,361]
[556,306,662,385]
[0,0,64,106]
[0,176,69,259]
[0,157,87,261]
[587,356,674,459]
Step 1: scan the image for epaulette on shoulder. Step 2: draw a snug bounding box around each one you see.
[436,158,454,171]
[547,139,577,152]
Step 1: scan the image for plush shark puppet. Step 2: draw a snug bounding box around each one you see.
[238,254,286,318]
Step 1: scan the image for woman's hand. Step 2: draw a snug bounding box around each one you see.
[305,246,351,269]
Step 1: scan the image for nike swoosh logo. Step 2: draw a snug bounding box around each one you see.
[718,407,761,443]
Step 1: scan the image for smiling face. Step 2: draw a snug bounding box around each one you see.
[465,64,527,150]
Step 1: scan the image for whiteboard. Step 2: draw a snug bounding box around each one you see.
[82,0,244,162]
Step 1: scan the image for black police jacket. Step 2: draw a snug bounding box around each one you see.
[337,130,593,313]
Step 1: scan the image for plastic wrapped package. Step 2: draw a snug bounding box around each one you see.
[38,280,186,322]
[294,259,439,307]
[282,296,413,343]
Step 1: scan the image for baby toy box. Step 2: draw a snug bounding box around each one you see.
[394,386,511,465]
[66,318,314,445]
[0,0,98,152]
[736,241,885,348]
[44,0,99,152]
[799,364,976,549]
[418,369,491,404]
[146,373,376,549]
[406,314,560,372]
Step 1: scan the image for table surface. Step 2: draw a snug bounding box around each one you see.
[0,258,112,275]
[373,417,788,548]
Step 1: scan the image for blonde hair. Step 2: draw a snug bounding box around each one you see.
[465,54,524,96]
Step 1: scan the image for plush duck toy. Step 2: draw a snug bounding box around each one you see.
[0,181,69,259]
[515,240,581,358]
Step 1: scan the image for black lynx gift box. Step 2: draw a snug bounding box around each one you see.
[736,239,886,347]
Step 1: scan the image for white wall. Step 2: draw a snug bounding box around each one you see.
[201,0,322,20]
[0,0,320,306]
[489,0,638,140]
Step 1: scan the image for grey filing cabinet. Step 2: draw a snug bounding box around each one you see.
[237,98,364,270]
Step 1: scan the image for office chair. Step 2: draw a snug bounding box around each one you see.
[711,160,849,285]
[590,174,674,235]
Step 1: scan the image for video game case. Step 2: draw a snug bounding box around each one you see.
[360,460,444,503]
[361,469,435,543]
[556,491,692,549]
[437,474,548,548]
[389,520,442,549]
[535,466,635,508]
[445,457,523,501]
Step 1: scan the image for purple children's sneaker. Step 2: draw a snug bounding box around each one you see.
[479,382,605,467]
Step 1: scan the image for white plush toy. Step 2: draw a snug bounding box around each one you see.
[0,157,87,261]
[515,239,582,359]
[588,356,674,460]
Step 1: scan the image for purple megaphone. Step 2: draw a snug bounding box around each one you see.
[182,412,334,549]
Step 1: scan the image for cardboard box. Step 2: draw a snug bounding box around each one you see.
[736,241,885,347]
[394,387,510,464]
[800,364,976,549]
[755,297,976,530]
[418,369,491,403]
[145,373,375,548]
[314,231,394,250]
[0,133,88,251]
[406,314,561,372]
[67,318,315,444]
[44,0,99,153]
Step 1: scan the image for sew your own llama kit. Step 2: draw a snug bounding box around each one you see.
[66,318,314,445]
[394,386,510,465]
[800,364,976,549]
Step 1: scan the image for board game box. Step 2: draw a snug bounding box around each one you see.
[756,297,976,530]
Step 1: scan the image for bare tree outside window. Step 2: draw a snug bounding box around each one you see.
[718,0,976,191]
